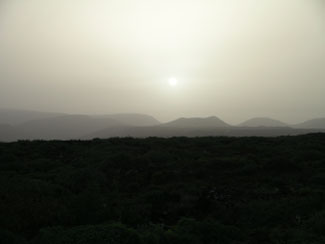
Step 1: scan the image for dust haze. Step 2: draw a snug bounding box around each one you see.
[0,0,324,123]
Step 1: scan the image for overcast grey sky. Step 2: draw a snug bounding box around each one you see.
[0,0,324,123]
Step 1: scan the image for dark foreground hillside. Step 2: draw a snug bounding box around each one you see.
[1,134,325,243]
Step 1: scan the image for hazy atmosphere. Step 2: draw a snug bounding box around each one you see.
[2,2,325,243]
[0,0,324,123]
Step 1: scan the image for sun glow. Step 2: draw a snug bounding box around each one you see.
[168,77,178,87]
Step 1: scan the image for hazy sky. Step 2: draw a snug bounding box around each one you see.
[0,0,324,123]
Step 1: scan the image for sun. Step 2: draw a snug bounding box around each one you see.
[168,77,178,87]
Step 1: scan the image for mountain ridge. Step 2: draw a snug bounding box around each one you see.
[161,116,230,128]
[293,118,325,129]
[239,117,288,127]
[1,109,325,141]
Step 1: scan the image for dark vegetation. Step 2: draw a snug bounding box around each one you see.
[1,134,325,243]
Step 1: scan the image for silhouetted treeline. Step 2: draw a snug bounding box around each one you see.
[1,134,325,243]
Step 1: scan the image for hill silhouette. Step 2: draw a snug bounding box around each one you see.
[85,125,325,139]
[0,108,64,125]
[294,118,325,129]
[239,117,288,127]
[1,109,325,141]
[162,116,230,128]
[0,124,26,141]
[0,109,162,141]
[92,113,160,126]
[18,115,123,140]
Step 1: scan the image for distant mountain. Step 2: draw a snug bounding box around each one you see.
[17,115,123,140]
[92,113,160,126]
[0,124,26,142]
[0,109,161,140]
[85,125,325,139]
[239,117,288,127]
[0,109,160,127]
[1,109,325,141]
[0,108,64,125]
[294,118,325,129]
[162,116,230,128]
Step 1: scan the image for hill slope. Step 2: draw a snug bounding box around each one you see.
[0,109,161,141]
[92,113,160,126]
[239,117,288,127]
[17,115,122,140]
[85,125,325,139]
[0,108,64,125]
[294,118,325,129]
[0,124,26,142]
[162,116,230,128]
